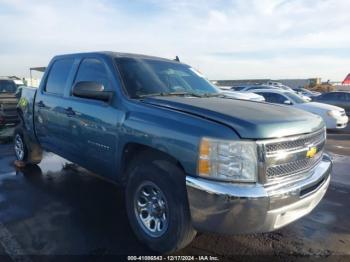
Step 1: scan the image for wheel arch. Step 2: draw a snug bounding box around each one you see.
[119,142,187,184]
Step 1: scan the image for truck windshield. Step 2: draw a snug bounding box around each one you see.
[115,57,220,98]
[0,80,17,93]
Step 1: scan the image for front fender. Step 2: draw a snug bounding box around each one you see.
[117,102,239,177]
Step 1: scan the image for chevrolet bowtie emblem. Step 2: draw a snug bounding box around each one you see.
[306,146,317,158]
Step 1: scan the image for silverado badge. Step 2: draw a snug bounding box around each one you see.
[306,146,317,158]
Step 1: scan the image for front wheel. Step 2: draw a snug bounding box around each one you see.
[125,154,196,253]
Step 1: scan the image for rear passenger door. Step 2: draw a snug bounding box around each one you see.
[35,58,75,155]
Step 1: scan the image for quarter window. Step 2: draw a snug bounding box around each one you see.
[45,58,74,95]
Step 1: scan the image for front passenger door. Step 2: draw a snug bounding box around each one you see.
[65,57,121,178]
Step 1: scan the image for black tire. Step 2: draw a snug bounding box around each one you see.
[125,152,196,253]
[14,125,42,165]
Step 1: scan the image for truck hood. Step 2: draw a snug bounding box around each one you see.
[143,97,324,139]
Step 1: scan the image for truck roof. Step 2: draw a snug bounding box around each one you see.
[53,51,180,64]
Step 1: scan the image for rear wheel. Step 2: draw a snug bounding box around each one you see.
[125,153,196,253]
[14,133,26,161]
[14,126,42,165]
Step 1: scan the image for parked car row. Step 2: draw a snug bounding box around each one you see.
[252,89,348,129]
[218,83,349,130]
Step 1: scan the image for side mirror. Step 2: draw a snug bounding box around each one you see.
[72,81,113,102]
[283,100,292,105]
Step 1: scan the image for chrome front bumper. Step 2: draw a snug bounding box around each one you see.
[186,155,332,234]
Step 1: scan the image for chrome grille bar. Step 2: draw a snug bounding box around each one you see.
[258,128,326,183]
[265,128,325,155]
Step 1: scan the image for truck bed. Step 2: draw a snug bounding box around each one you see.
[18,87,37,136]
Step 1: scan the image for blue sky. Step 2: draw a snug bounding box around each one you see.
[0,0,349,81]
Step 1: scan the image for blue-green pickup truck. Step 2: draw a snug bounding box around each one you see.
[16,52,332,253]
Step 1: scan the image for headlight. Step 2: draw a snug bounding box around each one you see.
[198,138,258,182]
[327,110,342,118]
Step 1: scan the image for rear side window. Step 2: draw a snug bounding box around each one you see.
[74,58,111,91]
[45,58,74,95]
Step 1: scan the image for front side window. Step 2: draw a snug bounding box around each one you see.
[74,58,111,91]
[284,92,307,104]
[232,86,245,91]
[258,93,287,104]
[115,58,219,98]
[0,80,17,93]
[45,58,74,95]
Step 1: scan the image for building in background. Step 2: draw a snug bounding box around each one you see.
[332,73,350,91]
[342,74,350,85]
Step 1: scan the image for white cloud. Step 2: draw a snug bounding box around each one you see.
[0,0,349,80]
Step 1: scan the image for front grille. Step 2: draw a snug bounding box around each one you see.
[265,128,325,155]
[266,152,322,178]
[261,128,326,181]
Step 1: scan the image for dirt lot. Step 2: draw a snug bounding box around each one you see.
[0,127,349,261]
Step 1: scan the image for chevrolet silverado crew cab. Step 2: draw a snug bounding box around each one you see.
[16,52,332,253]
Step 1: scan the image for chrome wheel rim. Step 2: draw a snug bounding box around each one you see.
[14,134,25,161]
[134,181,169,238]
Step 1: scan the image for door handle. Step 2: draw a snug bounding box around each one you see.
[65,107,75,117]
[37,101,45,108]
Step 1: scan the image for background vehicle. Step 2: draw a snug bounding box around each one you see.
[230,84,310,100]
[16,52,332,253]
[292,87,321,98]
[218,86,265,101]
[220,90,265,101]
[312,91,350,116]
[230,84,280,92]
[264,83,311,101]
[252,89,348,129]
[0,78,19,127]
